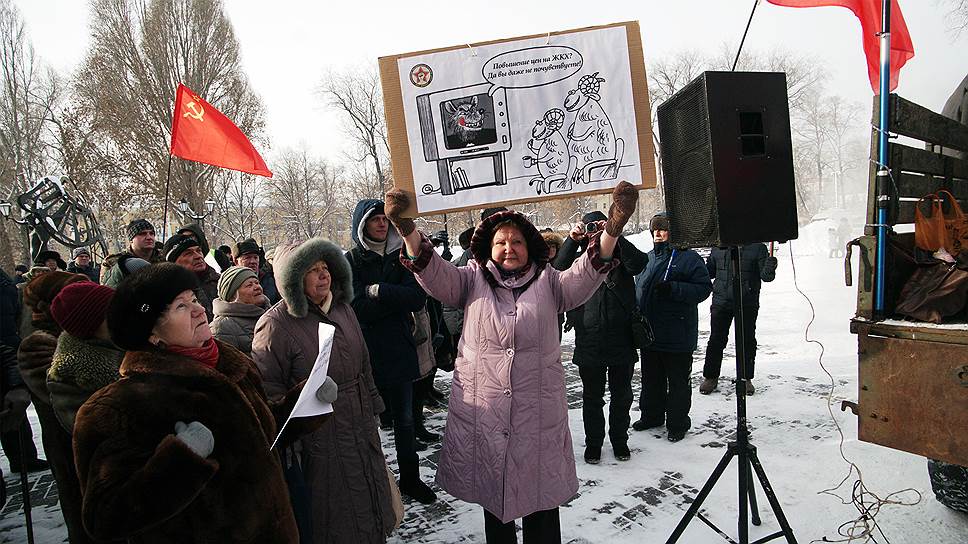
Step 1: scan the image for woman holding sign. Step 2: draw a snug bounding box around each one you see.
[252,238,397,544]
[72,263,330,543]
[386,182,638,543]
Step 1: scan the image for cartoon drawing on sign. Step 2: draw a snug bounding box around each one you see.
[564,72,625,186]
[523,108,573,195]
[417,83,512,196]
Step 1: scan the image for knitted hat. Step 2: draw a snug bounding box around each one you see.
[72,247,91,259]
[126,219,155,241]
[116,255,151,277]
[107,263,200,351]
[35,250,67,270]
[650,212,670,233]
[581,211,607,224]
[50,281,115,339]
[217,265,258,302]
[162,233,200,262]
[23,271,88,335]
[231,239,262,260]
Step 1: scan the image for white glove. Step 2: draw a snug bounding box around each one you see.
[174,420,214,458]
[366,284,380,299]
[315,376,338,403]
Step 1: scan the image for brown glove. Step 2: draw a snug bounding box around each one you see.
[605,181,639,236]
[384,188,416,236]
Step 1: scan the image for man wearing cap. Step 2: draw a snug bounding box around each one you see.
[162,233,220,321]
[554,211,648,463]
[232,239,280,305]
[632,212,711,442]
[100,219,163,286]
[66,247,100,283]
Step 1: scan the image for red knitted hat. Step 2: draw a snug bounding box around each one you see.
[50,281,115,339]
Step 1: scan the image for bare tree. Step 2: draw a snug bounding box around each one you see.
[210,172,269,244]
[74,0,265,236]
[319,66,391,199]
[268,146,344,242]
[0,0,59,267]
[942,0,968,35]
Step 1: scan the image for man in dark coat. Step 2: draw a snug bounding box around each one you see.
[700,243,777,395]
[101,219,163,287]
[233,238,281,305]
[66,246,100,283]
[554,211,647,463]
[632,213,712,442]
[347,198,436,504]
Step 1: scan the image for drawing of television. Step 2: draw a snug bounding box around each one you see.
[416,82,512,196]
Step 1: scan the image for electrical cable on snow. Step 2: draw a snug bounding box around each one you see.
[785,241,921,544]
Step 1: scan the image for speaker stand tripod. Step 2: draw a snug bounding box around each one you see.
[665,246,798,544]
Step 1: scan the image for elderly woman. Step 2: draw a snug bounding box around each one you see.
[211,265,270,354]
[72,263,329,543]
[252,238,395,544]
[384,182,638,543]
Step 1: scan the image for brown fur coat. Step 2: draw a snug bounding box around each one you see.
[73,340,313,543]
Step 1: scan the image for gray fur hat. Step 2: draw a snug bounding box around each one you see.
[273,238,353,318]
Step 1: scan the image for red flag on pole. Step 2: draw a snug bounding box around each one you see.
[765,0,914,92]
[170,83,272,177]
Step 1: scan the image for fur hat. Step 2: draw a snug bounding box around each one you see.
[469,210,549,286]
[650,212,670,233]
[35,250,67,270]
[218,266,258,302]
[163,233,200,262]
[50,281,115,339]
[273,238,352,319]
[23,271,89,335]
[458,227,475,250]
[481,206,508,221]
[107,263,200,351]
[541,231,564,252]
[126,219,154,241]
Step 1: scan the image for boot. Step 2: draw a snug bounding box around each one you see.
[583,444,601,465]
[399,459,437,504]
[699,378,719,395]
[613,442,631,462]
[632,418,663,432]
[415,422,441,443]
[745,380,755,395]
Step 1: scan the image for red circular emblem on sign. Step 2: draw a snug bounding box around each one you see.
[409,64,433,88]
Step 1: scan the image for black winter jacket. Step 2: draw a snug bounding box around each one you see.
[347,199,426,388]
[67,262,100,283]
[0,270,21,349]
[555,236,648,366]
[706,244,776,309]
[635,242,712,353]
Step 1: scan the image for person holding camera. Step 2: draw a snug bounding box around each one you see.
[553,211,647,464]
[632,212,712,442]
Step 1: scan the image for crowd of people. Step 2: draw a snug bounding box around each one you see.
[0,182,782,544]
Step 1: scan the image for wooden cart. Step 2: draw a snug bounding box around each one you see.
[849,94,968,466]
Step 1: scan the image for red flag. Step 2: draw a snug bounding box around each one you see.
[170,83,272,177]
[766,0,914,92]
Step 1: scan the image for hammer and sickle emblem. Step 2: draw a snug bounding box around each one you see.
[183,100,204,121]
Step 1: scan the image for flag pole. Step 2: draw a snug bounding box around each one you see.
[874,0,891,318]
[162,154,173,241]
[732,0,761,71]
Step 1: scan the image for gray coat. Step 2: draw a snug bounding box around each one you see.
[252,238,394,544]
[211,297,270,355]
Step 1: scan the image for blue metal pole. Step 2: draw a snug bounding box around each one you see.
[874,0,891,317]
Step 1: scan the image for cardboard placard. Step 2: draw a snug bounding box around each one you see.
[379,21,656,217]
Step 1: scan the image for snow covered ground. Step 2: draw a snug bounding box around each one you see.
[2,224,967,543]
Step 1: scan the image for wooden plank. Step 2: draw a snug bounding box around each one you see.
[853,236,876,319]
[893,95,968,153]
[891,143,968,179]
[895,197,968,225]
[867,96,879,229]
[851,319,968,345]
[856,332,968,465]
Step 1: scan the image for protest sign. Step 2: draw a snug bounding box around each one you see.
[270,323,336,450]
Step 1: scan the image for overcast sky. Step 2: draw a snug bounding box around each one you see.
[15,0,968,164]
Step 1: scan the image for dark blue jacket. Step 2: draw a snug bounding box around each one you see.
[635,242,711,353]
[706,243,776,309]
[346,199,425,388]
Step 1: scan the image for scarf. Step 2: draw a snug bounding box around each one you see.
[363,234,388,255]
[319,291,333,314]
[167,338,220,368]
[496,261,532,281]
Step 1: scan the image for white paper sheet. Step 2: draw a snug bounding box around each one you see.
[269,322,336,450]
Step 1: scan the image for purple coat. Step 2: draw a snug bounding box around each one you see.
[403,230,617,522]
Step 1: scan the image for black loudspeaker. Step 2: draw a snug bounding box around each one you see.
[656,71,798,248]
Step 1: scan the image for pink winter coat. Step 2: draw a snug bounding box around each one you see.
[402,226,618,523]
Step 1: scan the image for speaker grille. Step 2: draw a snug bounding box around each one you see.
[657,76,718,248]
